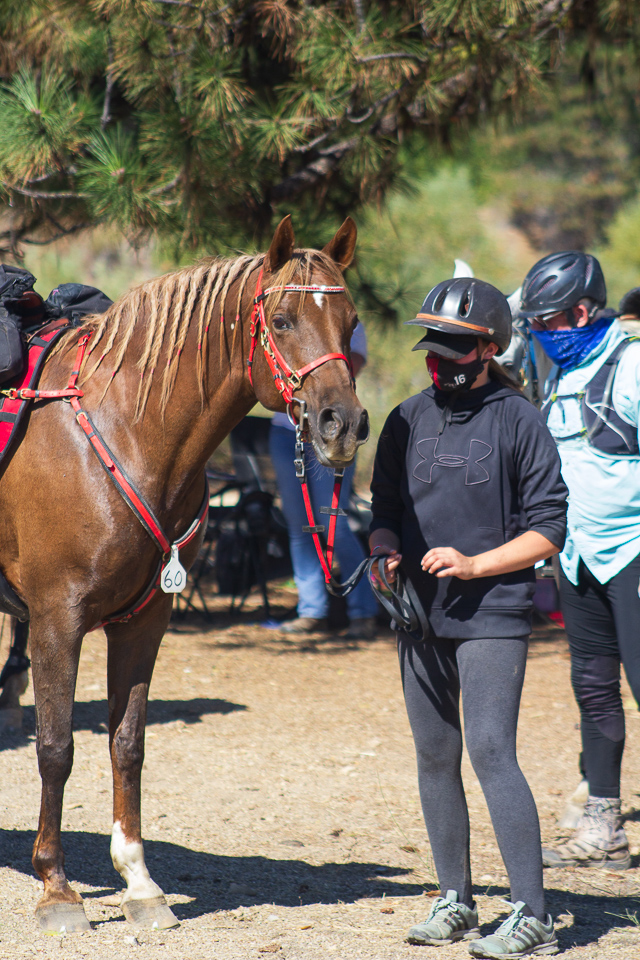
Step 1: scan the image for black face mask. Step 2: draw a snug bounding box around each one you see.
[426,354,486,392]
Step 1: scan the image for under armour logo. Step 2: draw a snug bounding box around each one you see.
[414,438,493,485]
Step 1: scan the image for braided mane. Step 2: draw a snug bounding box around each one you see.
[71,248,346,421]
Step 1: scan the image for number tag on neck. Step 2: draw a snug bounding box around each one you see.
[160,544,187,594]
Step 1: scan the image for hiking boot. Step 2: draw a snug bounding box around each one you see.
[543,796,630,870]
[556,777,589,830]
[343,617,378,640]
[468,902,558,958]
[278,617,327,635]
[406,889,480,945]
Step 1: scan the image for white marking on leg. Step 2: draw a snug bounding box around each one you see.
[111,820,164,903]
[312,291,324,310]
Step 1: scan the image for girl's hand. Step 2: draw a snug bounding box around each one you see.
[370,549,402,587]
[421,547,477,580]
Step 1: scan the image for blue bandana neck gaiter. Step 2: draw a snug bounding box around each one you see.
[532,315,615,370]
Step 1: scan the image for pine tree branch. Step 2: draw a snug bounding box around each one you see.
[356,52,427,64]
[22,222,90,244]
[293,129,334,154]
[271,109,400,203]
[148,173,182,195]
[45,211,80,235]
[271,58,482,206]
[0,216,41,258]
[149,0,199,8]
[353,0,367,36]
[0,0,597,248]
[346,81,414,124]
[22,172,59,185]
[271,136,359,201]
[101,35,115,129]
[6,184,86,200]
[206,3,232,19]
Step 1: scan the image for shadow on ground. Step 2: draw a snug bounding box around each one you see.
[0,697,246,748]
[3,829,639,950]
[2,829,421,915]
[470,882,640,951]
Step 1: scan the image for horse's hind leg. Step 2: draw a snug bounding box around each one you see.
[30,616,90,933]
[105,602,179,930]
[0,619,30,733]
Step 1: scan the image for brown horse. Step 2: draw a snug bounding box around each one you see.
[0,216,368,933]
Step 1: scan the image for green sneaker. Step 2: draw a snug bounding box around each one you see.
[468,901,558,958]
[407,890,480,945]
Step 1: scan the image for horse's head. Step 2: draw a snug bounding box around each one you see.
[252,216,369,467]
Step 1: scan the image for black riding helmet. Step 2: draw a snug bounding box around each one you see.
[406,278,512,357]
[520,251,606,319]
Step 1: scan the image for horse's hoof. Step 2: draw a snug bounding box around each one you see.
[36,901,91,934]
[122,895,180,929]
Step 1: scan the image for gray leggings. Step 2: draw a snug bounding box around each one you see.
[398,636,545,920]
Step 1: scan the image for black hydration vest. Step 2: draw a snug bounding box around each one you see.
[542,338,639,457]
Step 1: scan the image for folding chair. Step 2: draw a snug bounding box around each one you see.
[174,466,242,619]
[175,417,290,621]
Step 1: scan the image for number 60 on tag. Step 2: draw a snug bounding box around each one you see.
[161,545,187,594]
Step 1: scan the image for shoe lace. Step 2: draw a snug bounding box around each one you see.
[493,902,527,939]
[584,799,619,824]
[426,897,464,924]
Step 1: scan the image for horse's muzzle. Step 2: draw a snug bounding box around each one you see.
[313,403,370,466]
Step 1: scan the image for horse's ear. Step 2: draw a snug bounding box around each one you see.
[264,215,295,274]
[322,217,357,270]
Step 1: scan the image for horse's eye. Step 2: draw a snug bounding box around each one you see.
[272,316,290,331]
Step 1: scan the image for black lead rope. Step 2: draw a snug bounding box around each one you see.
[327,555,431,642]
[290,406,429,640]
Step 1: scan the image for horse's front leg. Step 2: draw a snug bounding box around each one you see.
[30,614,90,933]
[105,599,179,930]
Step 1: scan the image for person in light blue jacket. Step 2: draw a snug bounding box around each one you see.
[519,251,640,871]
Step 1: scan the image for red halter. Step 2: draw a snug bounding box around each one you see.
[247,269,352,405]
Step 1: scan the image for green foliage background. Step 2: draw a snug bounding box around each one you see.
[3,0,639,256]
[6,4,640,485]
[23,156,640,485]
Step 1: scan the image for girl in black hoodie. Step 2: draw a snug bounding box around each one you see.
[370,279,567,959]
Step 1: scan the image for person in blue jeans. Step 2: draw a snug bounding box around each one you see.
[270,321,378,638]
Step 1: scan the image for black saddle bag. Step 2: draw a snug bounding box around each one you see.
[44,283,113,325]
[0,264,43,385]
[0,308,25,383]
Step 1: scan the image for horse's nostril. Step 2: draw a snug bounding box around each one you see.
[356,410,370,444]
[318,406,344,441]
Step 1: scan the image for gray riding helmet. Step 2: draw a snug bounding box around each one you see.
[406,278,512,357]
[520,251,606,319]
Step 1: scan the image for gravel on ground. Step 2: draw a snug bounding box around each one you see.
[1,585,640,959]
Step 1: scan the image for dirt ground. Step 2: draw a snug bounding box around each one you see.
[2,585,640,960]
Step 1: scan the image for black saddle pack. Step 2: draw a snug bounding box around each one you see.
[0,264,113,389]
[0,265,42,382]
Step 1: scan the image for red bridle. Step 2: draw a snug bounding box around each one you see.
[247,269,352,406]
[245,268,360,588]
